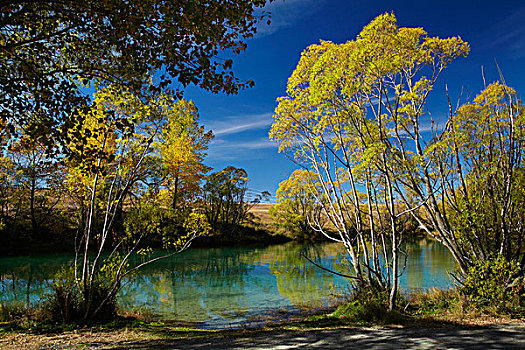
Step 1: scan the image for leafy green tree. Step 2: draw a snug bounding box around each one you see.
[0,0,272,150]
[133,97,213,244]
[156,99,213,212]
[0,155,14,245]
[57,85,210,322]
[0,129,70,252]
[269,169,324,240]
[462,256,525,308]
[202,166,250,236]
[270,13,469,309]
[428,82,525,286]
[9,133,63,233]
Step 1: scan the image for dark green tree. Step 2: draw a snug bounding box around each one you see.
[0,0,271,149]
[202,166,249,235]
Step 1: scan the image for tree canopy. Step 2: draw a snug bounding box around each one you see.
[269,169,324,241]
[270,13,470,309]
[0,0,271,147]
[157,99,213,211]
[202,166,250,236]
[0,0,278,322]
[271,11,525,307]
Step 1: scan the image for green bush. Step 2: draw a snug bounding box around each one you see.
[41,266,81,323]
[409,289,458,315]
[41,264,118,324]
[332,287,405,324]
[462,256,525,309]
[0,301,31,323]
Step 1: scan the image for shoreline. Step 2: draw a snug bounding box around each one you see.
[2,317,524,350]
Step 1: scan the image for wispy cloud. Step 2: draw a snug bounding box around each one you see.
[255,0,322,38]
[213,138,276,150]
[481,6,525,59]
[207,138,278,161]
[207,112,273,136]
[204,112,277,161]
[395,120,447,136]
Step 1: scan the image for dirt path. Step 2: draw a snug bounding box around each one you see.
[115,324,525,349]
[3,324,525,350]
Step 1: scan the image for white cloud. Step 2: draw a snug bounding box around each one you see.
[229,139,277,150]
[255,0,322,38]
[204,112,277,161]
[207,138,278,161]
[207,112,273,136]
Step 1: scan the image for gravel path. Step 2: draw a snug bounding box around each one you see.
[111,324,525,350]
[3,324,525,349]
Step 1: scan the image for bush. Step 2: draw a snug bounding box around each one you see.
[41,264,118,324]
[406,288,474,321]
[462,256,525,310]
[41,266,80,323]
[332,286,405,324]
[0,301,31,323]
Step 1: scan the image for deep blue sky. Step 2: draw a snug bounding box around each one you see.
[185,0,525,200]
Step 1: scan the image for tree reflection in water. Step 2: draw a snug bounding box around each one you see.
[119,249,253,323]
[268,243,349,307]
[0,240,454,328]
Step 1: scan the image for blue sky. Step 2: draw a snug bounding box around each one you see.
[185,0,525,200]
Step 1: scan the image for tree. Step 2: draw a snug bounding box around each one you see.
[202,166,250,236]
[58,85,209,322]
[269,169,324,240]
[270,13,469,309]
[427,82,525,292]
[0,127,70,252]
[0,155,14,240]
[0,0,272,150]
[157,99,213,212]
[9,131,61,233]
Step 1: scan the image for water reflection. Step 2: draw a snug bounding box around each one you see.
[0,254,72,306]
[0,240,455,328]
[120,249,255,324]
[267,244,348,307]
[401,239,456,292]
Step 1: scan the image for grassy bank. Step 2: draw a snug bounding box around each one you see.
[1,288,524,349]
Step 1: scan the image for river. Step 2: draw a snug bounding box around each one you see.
[0,239,454,328]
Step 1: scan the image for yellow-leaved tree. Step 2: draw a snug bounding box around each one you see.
[270,13,469,309]
[157,99,213,212]
[56,85,209,322]
[269,169,324,241]
[427,82,525,306]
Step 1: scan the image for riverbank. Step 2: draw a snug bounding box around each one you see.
[0,204,283,257]
[2,316,524,349]
[2,287,525,349]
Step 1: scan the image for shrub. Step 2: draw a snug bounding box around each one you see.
[41,263,119,324]
[41,266,81,323]
[0,301,31,323]
[462,256,525,310]
[332,286,405,324]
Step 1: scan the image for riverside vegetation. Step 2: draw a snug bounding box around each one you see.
[0,2,524,345]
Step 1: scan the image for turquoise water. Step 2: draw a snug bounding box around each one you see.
[0,240,454,328]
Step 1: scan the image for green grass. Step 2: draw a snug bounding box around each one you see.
[2,287,524,342]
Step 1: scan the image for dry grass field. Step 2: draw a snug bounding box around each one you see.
[248,203,273,226]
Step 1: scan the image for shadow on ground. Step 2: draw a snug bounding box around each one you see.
[110,323,525,349]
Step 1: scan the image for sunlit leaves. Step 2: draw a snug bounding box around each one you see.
[1,0,271,153]
[156,99,213,209]
[440,82,525,263]
[269,13,470,300]
[202,166,250,233]
[271,12,469,173]
[270,169,323,240]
